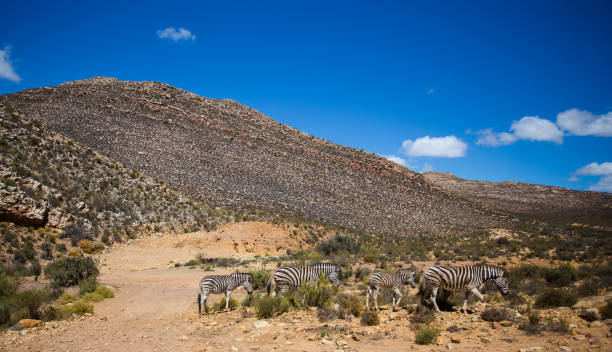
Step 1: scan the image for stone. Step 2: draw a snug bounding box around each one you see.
[447,343,454,350]
[308,335,318,341]
[491,322,501,329]
[529,347,542,351]
[351,334,360,342]
[451,337,461,344]
[231,346,239,352]
[500,321,512,327]
[18,319,43,328]
[560,347,571,351]
[481,337,492,344]
[252,320,269,329]
[590,321,602,328]
[573,335,586,341]
[320,339,334,345]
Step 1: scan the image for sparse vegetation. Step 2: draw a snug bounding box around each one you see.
[534,288,578,308]
[45,256,99,289]
[414,326,440,345]
[255,296,292,319]
[481,307,512,322]
[360,310,379,326]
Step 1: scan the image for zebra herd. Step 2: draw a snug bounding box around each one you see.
[197,262,509,316]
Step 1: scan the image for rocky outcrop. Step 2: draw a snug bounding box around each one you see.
[0,188,47,226]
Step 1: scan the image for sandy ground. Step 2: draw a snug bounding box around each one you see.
[1,222,610,352]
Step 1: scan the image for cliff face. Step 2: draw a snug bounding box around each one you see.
[424,171,612,226]
[2,77,509,236]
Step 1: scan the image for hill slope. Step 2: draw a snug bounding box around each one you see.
[424,171,612,226]
[2,77,509,236]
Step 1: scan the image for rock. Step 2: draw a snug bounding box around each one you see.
[605,319,612,325]
[351,334,360,342]
[320,339,334,345]
[451,337,461,344]
[481,337,492,344]
[308,335,318,341]
[252,320,269,329]
[500,321,512,327]
[590,321,602,328]
[573,335,586,341]
[529,347,542,351]
[560,347,571,351]
[371,333,384,340]
[18,319,43,328]
[568,324,577,329]
[337,340,348,347]
[589,338,601,345]
[231,346,239,352]
[491,322,501,329]
[447,343,454,350]
[0,190,48,226]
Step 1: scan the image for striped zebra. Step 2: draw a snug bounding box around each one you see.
[366,269,416,311]
[421,264,508,313]
[198,273,253,314]
[266,263,341,296]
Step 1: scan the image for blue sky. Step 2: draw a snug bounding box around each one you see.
[1,1,611,192]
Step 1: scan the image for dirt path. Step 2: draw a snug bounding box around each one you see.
[2,223,610,352]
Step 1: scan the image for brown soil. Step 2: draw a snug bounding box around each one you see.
[1,223,610,351]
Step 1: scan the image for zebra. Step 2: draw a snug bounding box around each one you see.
[198,273,253,314]
[366,268,416,311]
[266,263,341,296]
[421,264,508,314]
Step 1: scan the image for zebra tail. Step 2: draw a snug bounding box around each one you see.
[198,292,201,315]
[417,275,428,305]
[266,276,274,296]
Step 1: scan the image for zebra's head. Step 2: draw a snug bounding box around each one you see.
[493,271,509,296]
[243,274,254,294]
[398,269,416,288]
[326,264,341,286]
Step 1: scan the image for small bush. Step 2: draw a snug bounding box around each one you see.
[67,249,79,257]
[414,326,440,345]
[316,233,360,256]
[317,307,338,322]
[544,317,570,334]
[337,293,363,317]
[242,293,260,307]
[410,305,434,325]
[576,279,602,297]
[79,277,98,295]
[600,300,612,319]
[82,292,104,302]
[13,289,51,320]
[79,240,94,254]
[535,288,578,308]
[59,301,93,316]
[519,311,541,335]
[544,264,577,287]
[360,310,379,326]
[213,297,239,311]
[94,286,114,298]
[42,305,65,321]
[296,276,338,309]
[45,256,99,288]
[57,293,78,305]
[256,296,291,319]
[363,254,376,263]
[481,307,512,322]
[579,309,600,322]
[249,269,271,291]
[184,259,201,267]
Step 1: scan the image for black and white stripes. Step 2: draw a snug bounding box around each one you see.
[266,263,341,296]
[422,264,508,313]
[198,273,253,314]
[366,269,416,310]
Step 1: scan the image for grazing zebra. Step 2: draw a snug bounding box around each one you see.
[266,263,341,296]
[421,264,508,313]
[198,273,253,314]
[366,269,416,311]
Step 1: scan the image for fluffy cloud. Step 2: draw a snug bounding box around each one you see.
[557,108,612,137]
[510,116,564,144]
[421,163,434,172]
[576,162,612,176]
[475,128,518,146]
[574,162,612,192]
[156,27,196,42]
[0,46,21,83]
[401,136,467,158]
[384,155,407,167]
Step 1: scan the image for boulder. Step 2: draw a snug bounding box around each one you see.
[0,189,48,226]
[18,319,43,328]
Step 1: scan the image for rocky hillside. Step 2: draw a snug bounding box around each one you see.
[1,77,512,237]
[0,102,229,239]
[424,171,612,226]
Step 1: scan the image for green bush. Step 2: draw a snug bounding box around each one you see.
[249,269,270,291]
[337,293,363,317]
[14,289,51,320]
[79,277,98,295]
[42,305,64,321]
[519,310,542,335]
[316,233,360,256]
[256,296,291,319]
[59,301,93,316]
[82,292,104,303]
[535,288,578,308]
[213,297,239,311]
[360,310,379,326]
[241,293,260,307]
[544,264,577,287]
[184,259,201,266]
[295,276,338,309]
[414,326,440,345]
[57,292,78,305]
[94,286,114,298]
[45,256,99,288]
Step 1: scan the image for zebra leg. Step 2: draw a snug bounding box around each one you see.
[200,294,209,314]
[392,287,402,308]
[462,289,470,314]
[225,290,233,310]
[373,289,380,311]
[431,287,441,313]
[366,288,371,310]
[470,287,484,301]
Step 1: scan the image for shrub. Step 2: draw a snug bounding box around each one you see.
[256,296,291,319]
[213,297,239,311]
[535,288,578,308]
[578,309,599,322]
[94,286,114,298]
[79,277,98,295]
[92,242,105,253]
[575,279,602,297]
[79,240,94,254]
[317,307,338,322]
[241,293,260,307]
[414,327,440,345]
[360,310,379,326]
[249,269,271,291]
[363,254,376,263]
[544,317,570,333]
[55,243,67,253]
[519,310,541,335]
[184,259,201,267]
[481,307,512,322]
[337,293,363,317]
[59,301,93,316]
[57,293,78,305]
[544,264,577,287]
[316,233,360,256]
[67,249,79,257]
[410,305,434,325]
[13,289,51,320]
[62,223,90,243]
[45,256,99,288]
[42,305,65,321]
[354,267,371,282]
[600,299,612,319]
[82,292,104,302]
[295,276,338,309]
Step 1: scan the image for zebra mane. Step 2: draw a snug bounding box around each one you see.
[476,264,505,279]
[231,272,252,281]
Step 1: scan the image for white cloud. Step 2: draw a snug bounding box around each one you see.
[568,176,580,182]
[384,155,407,167]
[510,116,564,144]
[475,128,518,146]
[589,175,612,192]
[156,27,196,42]
[557,108,612,137]
[576,162,612,176]
[401,136,467,158]
[421,163,434,172]
[427,88,435,95]
[0,46,21,83]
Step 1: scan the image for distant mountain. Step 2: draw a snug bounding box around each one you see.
[3,77,511,236]
[424,171,612,226]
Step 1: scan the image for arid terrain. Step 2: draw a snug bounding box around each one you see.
[2,224,609,352]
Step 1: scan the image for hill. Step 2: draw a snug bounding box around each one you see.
[2,77,510,236]
[423,171,612,226]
